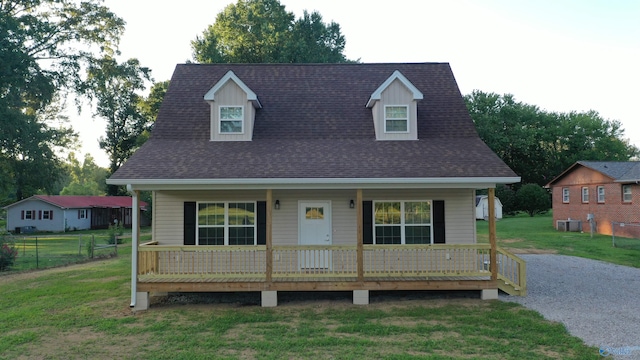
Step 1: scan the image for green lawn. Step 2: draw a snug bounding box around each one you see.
[1,215,629,359]
[0,248,601,359]
[477,212,640,268]
[2,228,151,271]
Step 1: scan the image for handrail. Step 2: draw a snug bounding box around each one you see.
[135,243,526,296]
[496,247,527,296]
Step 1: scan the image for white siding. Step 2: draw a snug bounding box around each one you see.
[6,200,65,232]
[363,188,476,245]
[272,190,356,245]
[63,209,92,231]
[372,79,418,141]
[153,188,476,246]
[154,190,266,245]
[5,199,95,232]
[210,81,254,142]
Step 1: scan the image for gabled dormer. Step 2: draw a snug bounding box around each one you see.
[204,70,262,141]
[366,70,423,140]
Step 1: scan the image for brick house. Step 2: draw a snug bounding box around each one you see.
[547,161,640,237]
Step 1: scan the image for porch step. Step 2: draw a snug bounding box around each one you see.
[497,278,525,296]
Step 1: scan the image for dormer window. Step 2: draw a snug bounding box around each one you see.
[204,70,261,141]
[219,106,244,133]
[367,70,423,141]
[385,106,409,133]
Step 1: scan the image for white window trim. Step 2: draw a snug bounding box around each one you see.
[383,105,410,134]
[562,188,570,203]
[218,106,245,134]
[79,209,87,219]
[197,201,257,245]
[582,187,589,203]
[25,210,34,220]
[597,186,605,203]
[373,200,433,244]
[622,185,632,203]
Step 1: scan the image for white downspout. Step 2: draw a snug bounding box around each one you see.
[129,186,139,308]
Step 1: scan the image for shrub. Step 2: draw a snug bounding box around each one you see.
[516,183,551,217]
[0,239,18,271]
[107,224,124,244]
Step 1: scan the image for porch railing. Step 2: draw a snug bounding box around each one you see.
[137,243,523,285]
[496,247,527,296]
[138,244,267,280]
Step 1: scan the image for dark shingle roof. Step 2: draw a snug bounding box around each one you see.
[110,63,518,182]
[578,161,640,182]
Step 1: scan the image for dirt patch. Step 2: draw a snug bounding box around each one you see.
[501,238,524,243]
[16,328,152,360]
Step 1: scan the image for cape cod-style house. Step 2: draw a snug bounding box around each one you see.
[107,63,524,310]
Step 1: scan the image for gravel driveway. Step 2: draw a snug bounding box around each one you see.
[500,254,640,359]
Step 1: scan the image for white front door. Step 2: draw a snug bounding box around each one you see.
[299,201,332,269]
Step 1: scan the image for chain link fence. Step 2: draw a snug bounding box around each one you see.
[0,234,120,272]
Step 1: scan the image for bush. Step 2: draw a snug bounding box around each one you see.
[107,224,124,244]
[0,238,18,271]
[516,183,551,217]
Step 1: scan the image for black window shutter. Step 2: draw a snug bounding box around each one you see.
[433,200,445,244]
[257,201,266,245]
[184,202,196,245]
[363,201,373,244]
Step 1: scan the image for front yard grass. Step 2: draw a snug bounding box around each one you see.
[477,212,640,268]
[0,248,601,360]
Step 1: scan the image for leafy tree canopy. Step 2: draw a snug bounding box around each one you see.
[79,56,152,195]
[59,153,108,196]
[1,0,125,200]
[465,90,638,186]
[136,80,170,145]
[192,0,352,63]
[516,184,551,217]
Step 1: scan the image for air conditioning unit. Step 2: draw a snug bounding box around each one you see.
[556,220,582,232]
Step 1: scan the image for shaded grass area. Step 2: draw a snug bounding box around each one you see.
[477,212,640,268]
[0,251,600,360]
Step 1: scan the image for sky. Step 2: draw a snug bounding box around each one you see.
[73,0,640,167]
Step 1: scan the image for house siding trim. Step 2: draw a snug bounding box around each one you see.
[111,177,521,190]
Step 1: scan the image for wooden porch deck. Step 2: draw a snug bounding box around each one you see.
[136,243,524,295]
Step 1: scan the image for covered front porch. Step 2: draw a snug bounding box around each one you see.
[127,189,526,309]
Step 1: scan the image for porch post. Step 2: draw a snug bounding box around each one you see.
[130,189,140,308]
[356,189,364,282]
[266,189,273,284]
[488,188,497,281]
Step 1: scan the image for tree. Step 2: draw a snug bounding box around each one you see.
[59,153,108,195]
[137,80,170,145]
[516,184,551,217]
[495,185,518,216]
[80,57,152,195]
[191,0,351,63]
[465,90,638,186]
[1,0,124,200]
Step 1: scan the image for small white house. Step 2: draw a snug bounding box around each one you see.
[475,195,503,220]
[4,195,147,233]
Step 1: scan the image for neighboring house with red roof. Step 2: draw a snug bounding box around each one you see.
[107,63,523,310]
[547,161,640,237]
[4,195,148,233]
